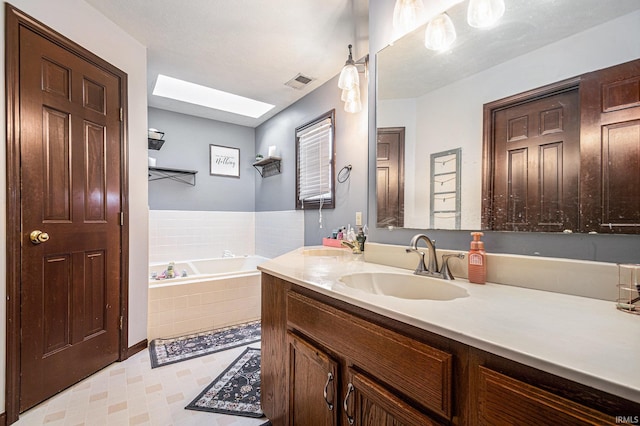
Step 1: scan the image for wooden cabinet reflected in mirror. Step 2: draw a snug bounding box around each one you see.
[482,59,640,234]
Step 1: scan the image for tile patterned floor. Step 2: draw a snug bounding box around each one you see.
[14,344,268,426]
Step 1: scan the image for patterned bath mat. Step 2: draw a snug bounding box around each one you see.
[149,320,261,368]
[185,347,263,418]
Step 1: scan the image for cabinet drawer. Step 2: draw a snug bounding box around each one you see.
[477,366,613,425]
[287,291,452,419]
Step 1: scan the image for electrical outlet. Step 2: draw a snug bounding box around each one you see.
[355,211,362,226]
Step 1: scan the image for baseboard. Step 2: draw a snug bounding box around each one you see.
[126,339,148,358]
[0,411,6,426]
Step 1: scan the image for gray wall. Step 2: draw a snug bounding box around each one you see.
[148,108,256,211]
[368,2,640,263]
[255,75,369,245]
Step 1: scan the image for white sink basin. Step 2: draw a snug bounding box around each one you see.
[338,272,469,300]
[302,248,350,257]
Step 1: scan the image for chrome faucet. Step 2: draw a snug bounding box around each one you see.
[405,234,464,280]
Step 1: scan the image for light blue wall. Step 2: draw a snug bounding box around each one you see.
[255,75,369,245]
[148,108,256,211]
[368,2,640,263]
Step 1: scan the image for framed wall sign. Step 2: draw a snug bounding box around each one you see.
[210,144,240,177]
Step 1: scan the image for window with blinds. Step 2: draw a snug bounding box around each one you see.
[296,110,335,209]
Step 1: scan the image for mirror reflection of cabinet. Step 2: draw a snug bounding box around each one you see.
[483,83,581,232]
[580,59,640,234]
[482,59,640,234]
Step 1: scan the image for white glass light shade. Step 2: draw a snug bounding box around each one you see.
[393,0,425,34]
[338,63,360,90]
[424,13,457,52]
[344,97,362,113]
[341,85,360,102]
[467,0,505,28]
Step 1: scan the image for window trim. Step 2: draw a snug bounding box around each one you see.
[295,109,336,210]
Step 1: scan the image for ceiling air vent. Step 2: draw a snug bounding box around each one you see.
[285,73,315,90]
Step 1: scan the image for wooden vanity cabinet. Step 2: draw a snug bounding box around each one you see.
[474,366,612,425]
[261,272,640,425]
[261,273,457,425]
[346,369,443,426]
[287,331,440,426]
[287,332,339,425]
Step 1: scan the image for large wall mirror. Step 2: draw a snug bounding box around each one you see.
[376,0,640,232]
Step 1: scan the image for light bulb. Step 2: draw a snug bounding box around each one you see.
[467,0,505,28]
[424,13,457,52]
[338,63,360,90]
[341,85,360,102]
[393,0,425,34]
[344,97,362,113]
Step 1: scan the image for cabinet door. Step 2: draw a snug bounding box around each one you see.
[343,369,443,426]
[476,366,613,425]
[580,58,640,233]
[287,332,338,426]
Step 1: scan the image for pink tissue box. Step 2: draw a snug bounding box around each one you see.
[322,238,345,248]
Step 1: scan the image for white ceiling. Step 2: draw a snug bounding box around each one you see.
[83,0,369,127]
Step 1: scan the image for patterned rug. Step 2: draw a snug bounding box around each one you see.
[185,347,263,418]
[149,320,261,368]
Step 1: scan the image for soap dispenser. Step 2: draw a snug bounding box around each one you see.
[468,232,486,284]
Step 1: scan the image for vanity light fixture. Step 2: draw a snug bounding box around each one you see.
[338,44,359,91]
[393,0,425,36]
[338,44,368,113]
[424,13,457,51]
[467,0,505,28]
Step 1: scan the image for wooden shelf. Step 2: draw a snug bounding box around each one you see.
[252,156,282,177]
[148,166,198,186]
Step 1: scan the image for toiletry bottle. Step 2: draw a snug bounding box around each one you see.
[167,262,175,279]
[356,227,366,252]
[468,232,486,284]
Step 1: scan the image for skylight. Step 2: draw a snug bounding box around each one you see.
[152,74,275,118]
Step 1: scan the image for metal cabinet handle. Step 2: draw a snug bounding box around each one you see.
[323,372,334,411]
[343,382,354,425]
[30,230,50,244]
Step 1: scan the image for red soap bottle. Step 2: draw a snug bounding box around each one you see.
[468,232,486,284]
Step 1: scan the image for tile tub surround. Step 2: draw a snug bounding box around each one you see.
[255,210,304,259]
[149,210,256,263]
[258,247,640,403]
[149,209,305,262]
[364,242,620,301]
[148,273,261,341]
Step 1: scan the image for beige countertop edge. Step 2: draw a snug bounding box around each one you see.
[258,247,640,404]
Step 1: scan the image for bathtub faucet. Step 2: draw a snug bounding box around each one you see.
[222,249,235,258]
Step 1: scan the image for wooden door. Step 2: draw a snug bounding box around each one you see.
[489,88,580,232]
[287,332,338,426]
[377,127,405,228]
[343,369,442,426]
[580,59,640,234]
[10,13,125,412]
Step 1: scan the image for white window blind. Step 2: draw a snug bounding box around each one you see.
[297,117,333,203]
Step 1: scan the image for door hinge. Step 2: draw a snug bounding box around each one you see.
[119,108,123,122]
[119,316,124,330]
[120,212,124,226]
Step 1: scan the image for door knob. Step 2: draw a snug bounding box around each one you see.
[30,230,50,244]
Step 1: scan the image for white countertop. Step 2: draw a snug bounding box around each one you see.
[258,246,640,403]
